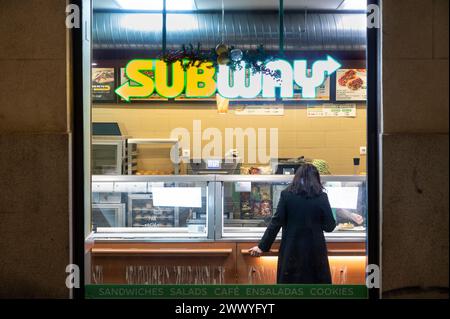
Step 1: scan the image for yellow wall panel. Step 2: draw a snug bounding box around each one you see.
[93,103,367,175]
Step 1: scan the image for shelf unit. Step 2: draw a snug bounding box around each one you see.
[127,138,181,175]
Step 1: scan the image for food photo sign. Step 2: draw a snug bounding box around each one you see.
[92,68,115,102]
[336,69,367,101]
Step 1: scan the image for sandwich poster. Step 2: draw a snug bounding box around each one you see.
[92,68,115,102]
[336,69,367,101]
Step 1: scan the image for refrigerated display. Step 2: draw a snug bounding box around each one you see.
[89,175,367,285]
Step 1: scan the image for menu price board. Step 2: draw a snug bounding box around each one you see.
[174,93,215,101]
[92,68,115,102]
[234,104,284,116]
[336,69,367,101]
[307,103,357,118]
[120,68,167,101]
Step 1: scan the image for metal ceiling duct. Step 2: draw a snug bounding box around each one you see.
[93,12,366,51]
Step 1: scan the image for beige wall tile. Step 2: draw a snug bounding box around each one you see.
[382,134,449,293]
[383,0,433,59]
[305,117,349,132]
[296,131,326,148]
[325,131,366,148]
[0,0,67,60]
[0,133,70,298]
[383,59,449,133]
[93,105,366,175]
[0,59,68,134]
[338,106,367,131]
[278,131,297,149]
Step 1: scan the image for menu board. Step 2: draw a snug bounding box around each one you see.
[285,69,331,101]
[336,69,367,101]
[175,92,216,101]
[234,104,284,116]
[119,68,167,101]
[92,68,115,102]
[307,103,357,118]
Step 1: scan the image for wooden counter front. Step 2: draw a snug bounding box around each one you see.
[90,241,366,285]
[237,242,366,284]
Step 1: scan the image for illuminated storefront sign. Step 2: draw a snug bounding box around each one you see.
[115,56,341,101]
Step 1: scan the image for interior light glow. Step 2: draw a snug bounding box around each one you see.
[119,13,198,32]
[167,14,198,31]
[120,14,162,31]
[342,14,367,29]
[339,0,367,10]
[116,0,195,11]
[216,93,229,114]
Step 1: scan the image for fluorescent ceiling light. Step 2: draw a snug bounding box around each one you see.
[339,0,367,10]
[116,0,196,11]
[120,13,198,31]
[342,14,367,29]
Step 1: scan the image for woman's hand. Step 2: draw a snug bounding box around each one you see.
[350,213,364,225]
[249,246,263,257]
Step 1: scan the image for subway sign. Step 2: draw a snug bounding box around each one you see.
[115,56,341,101]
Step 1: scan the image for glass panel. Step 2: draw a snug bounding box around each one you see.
[222,177,367,238]
[91,179,208,238]
[324,180,367,233]
[92,144,119,174]
[223,180,290,236]
[92,207,122,229]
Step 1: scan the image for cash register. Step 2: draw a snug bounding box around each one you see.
[187,159,241,175]
[273,157,308,175]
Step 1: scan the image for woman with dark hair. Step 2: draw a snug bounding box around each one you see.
[249,164,336,284]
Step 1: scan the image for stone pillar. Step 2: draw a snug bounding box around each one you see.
[0,0,71,298]
[381,0,449,298]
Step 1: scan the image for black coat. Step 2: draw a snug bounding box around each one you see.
[258,190,336,284]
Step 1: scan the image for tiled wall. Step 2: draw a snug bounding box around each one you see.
[93,104,367,175]
[0,0,70,298]
[381,0,449,298]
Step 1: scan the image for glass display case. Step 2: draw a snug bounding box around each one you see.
[90,175,366,242]
[92,203,126,230]
[91,176,211,239]
[92,136,126,175]
[218,175,367,241]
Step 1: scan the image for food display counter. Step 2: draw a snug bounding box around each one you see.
[88,175,367,285]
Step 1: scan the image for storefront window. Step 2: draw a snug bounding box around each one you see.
[85,0,370,296]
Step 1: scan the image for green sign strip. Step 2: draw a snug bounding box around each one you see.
[85,284,368,299]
